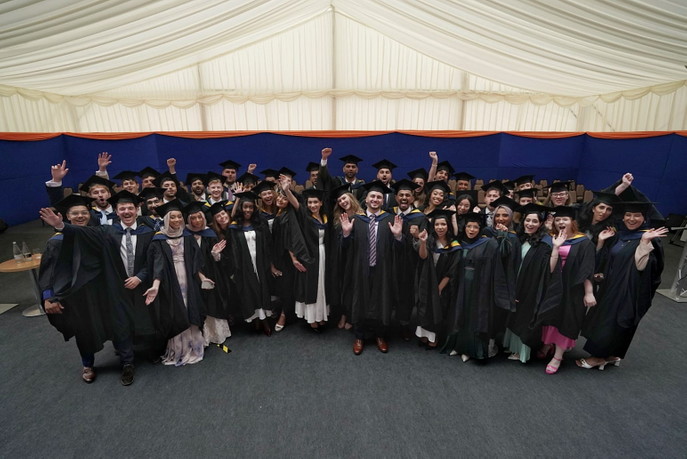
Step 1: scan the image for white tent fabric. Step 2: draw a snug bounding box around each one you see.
[0,0,686,132]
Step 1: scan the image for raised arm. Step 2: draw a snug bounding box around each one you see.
[427,151,438,182]
[280,175,300,210]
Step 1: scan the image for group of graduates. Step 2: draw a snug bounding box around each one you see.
[37,148,667,386]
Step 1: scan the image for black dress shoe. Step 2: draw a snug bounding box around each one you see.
[310,325,321,333]
[120,364,135,386]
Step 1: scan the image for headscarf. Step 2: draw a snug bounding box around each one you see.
[161,211,184,239]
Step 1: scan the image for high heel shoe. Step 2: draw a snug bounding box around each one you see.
[576,358,619,370]
[546,356,562,374]
[461,354,470,362]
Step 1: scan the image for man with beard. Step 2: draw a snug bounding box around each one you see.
[139,187,165,231]
[40,190,160,385]
[305,162,319,189]
[186,172,207,202]
[340,181,404,355]
[138,167,160,189]
[219,159,241,187]
[154,171,191,204]
[454,172,476,192]
[317,148,366,202]
[390,179,427,341]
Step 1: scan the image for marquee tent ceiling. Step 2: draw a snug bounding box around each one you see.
[0,0,686,132]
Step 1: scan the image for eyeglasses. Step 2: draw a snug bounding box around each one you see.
[551,192,568,198]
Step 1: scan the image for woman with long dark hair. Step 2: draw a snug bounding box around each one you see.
[441,212,509,362]
[578,201,666,370]
[503,204,563,363]
[281,176,330,332]
[576,191,620,245]
[414,209,460,349]
[226,192,274,336]
[537,206,596,374]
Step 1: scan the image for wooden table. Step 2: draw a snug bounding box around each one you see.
[0,256,45,317]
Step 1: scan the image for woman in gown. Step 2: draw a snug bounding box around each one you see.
[184,202,232,347]
[413,209,460,349]
[144,200,210,367]
[225,191,274,336]
[503,204,563,363]
[281,176,330,332]
[536,206,596,374]
[441,212,509,362]
[578,202,667,370]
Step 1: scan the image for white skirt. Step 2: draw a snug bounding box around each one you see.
[415,326,436,343]
[295,231,329,323]
[162,325,204,367]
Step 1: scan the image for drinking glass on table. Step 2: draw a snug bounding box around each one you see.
[32,248,42,260]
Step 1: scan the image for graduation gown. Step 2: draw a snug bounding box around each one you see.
[316,162,365,204]
[38,233,111,355]
[582,229,664,358]
[270,207,310,315]
[507,236,563,348]
[395,207,428,324]
[538,234,595,340]
[414,237,460,334]
[226,221,273,319]
[189,227,233,321]
[442,236,510,358]
[341,211,403,326]
[293,205,331,305]
[148,231,206,339]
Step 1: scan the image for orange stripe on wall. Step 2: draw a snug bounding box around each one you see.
[0,130,685,141]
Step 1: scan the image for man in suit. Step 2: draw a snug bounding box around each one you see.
[317,148,366,201]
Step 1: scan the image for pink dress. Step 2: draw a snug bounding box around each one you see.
[541,245,576,349]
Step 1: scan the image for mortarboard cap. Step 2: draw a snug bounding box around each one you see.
[205,171,226,185]
[517,188,537,199]
[513,175,535,186]
[491,196,519,212]
[371,159,397,171]
[79,175,115,193]
[305,162,320,172]
[108,190,142,207]
[455,190,479,204]
[113,171,139,182]
[260,168,280,180]
[390,179,420,194]
[407,168,429,182]
[516,203,551,216]
[549,181,573,193]
[454,172,476,182]
[219,160,241,171]
[185,172,207,186]
[236,172,258,185]
[483,180,508,195]
[362,180,392,195]
[54,194,92,215]
[153,171,179,188]
[425,180,451,195]
[137,167,160,179]
[460,212,486,225]
[183,201,207,216]
[339,155,363,165]
[278,167,297,178]
[302,189,325,200]
[139,187,165,201]
[234,191,259,202]
[552,206,577,219]
[156,199,184,218]
[436,161,455,175]
[208,201,229,216]
[593,191,621,207]
[426,208,454,221]
[252,181,276,196]
[330,183,352,202]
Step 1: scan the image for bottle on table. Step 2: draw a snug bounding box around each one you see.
[13,242,24,264]
[21,241,31,260]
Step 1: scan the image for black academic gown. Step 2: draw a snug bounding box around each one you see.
[148,230,206,339]
[582,228,664,358]
[271,207,310,316]
[293,205,330,305]
[507,236,563,348]
[482,227,522,339]
[395,207,428,324]
[341,211,403,326]
[226,221,273,320]
[38,233,111,355]
[189,227,233,321]
[414,237,461,334]
[538,235,595,340]
[441,236,510,358]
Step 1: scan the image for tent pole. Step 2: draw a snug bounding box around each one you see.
[331,5,337,130]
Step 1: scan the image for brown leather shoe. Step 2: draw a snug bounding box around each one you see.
[353,339,364,355]
[376,338,388,353]
[82,367,95,384]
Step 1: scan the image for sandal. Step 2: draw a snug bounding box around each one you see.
[546,356,562,374]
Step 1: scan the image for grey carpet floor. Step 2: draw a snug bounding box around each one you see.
[1,220,686,459]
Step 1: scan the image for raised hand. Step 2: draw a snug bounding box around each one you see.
[389,214,403,238]
[621,172,634,186]
[552,231,566,248]
[340,213,353,235]
[409,225,419,239]
[232,182,245,193]
[166,158,177,173]
[321,147,332,159]
[51,160,69,182]
[429,151,438,163]
[598,227,616,241]
[97,152,112,171]
[39,208,63,228]
[278,175,291,191]
[495,223,508,232]
[418,229,428,242]
[641,227,669,243]
[212,239,227,255]
[247,163,257,173]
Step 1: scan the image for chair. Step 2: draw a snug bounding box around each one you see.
[474,179,484,190]
[478,189,485,206]
[448,179,456,192]
[583,190,593,202]
[63,187,73,197]
[294,184,304,194]
[576,184,585,197]
[568,190,577,204]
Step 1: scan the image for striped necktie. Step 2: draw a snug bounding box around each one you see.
[369,214,377,266]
